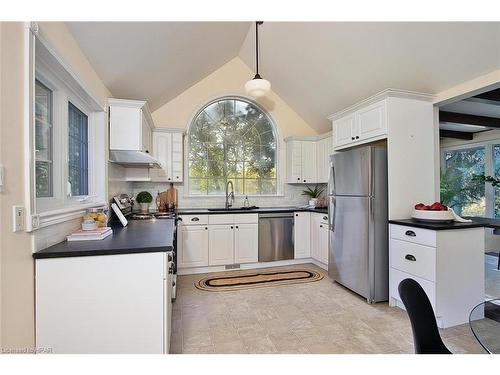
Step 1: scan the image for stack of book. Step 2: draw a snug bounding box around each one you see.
[67,227,113,242]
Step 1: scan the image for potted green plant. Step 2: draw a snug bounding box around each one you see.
[302,185,324,207]
[136,191,153,213]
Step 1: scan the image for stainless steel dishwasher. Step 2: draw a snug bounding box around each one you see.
[258,212,294,262]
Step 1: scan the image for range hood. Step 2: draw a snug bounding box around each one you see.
[109,150,161,168]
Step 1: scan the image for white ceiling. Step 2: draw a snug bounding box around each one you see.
[66,22,251,110]
[68,22,500,133]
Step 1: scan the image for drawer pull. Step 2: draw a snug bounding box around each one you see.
[191,217,200,222]
[405,254,416,262]
[405,230,416,237]
[323,216,328,221]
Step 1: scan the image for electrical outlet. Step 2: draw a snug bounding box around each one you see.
[13,206,25,232]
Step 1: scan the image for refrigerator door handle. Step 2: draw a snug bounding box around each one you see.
[328,159,335,196]
[329,195,336,231]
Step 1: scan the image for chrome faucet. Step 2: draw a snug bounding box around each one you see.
[225,180,234,209]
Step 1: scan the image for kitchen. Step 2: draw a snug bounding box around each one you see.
[2,15,500,363]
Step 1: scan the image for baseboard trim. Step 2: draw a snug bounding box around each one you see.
[178,258,327,275]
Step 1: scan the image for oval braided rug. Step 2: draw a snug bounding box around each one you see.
[195,268,324,291]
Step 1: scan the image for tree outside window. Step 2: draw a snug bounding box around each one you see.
[188,98,277,195]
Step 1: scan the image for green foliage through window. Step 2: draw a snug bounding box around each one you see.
[188,98,277,195]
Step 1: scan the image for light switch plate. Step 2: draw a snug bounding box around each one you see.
[13,206,25,232]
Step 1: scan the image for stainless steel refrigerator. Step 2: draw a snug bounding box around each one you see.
[327,145,388,303]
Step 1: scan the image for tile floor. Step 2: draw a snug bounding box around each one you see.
[170,263,487,354]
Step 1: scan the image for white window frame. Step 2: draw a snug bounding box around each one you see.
[24,23,106,231]
[184,95,284,197]
[441,140,495,217]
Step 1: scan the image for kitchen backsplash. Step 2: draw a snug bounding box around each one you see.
[129,182,326,209]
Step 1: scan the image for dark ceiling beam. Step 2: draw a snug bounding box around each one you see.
[474,88,500,102]
[439,111,500,128]
[439,130,474,140]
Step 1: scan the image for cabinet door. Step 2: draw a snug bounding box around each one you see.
[333,114,355,148]
[208,225,234,266]
[356,100,387,141]
[316,138,331,183]
[141,112,152,153]
[301,141,317,183]
[294,212,310,258]
[150,132,172,182]
[234,224,258,264]
[310,214,321,261]
[319,223,329,265]
[171,133,183,182]
[109,106,141,151]
[179,225,209,268]
[288,141,302,183]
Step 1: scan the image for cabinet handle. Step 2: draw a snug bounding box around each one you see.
[297,177,300,181]
[303,179,306,182]
[231,226,234,229]
[191,217,199,221]
[236,226,239,229]
[405,230,416,237]
[405,254,416,262]
[323,216,328,221]
[176,176,179,179]
[351,137,355,140]
[295,214,298,217]
[168,254,173,262]
[355,136,359,139]
[205,227,208,230]
[145,150,149,153]
[320,225,323,228]
[168,178,171,181]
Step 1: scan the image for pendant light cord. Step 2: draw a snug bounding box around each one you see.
[255,21,263,79]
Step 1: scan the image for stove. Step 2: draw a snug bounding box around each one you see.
[112,193,178,300]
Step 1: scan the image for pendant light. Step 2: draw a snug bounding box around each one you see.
[245,21,271,97]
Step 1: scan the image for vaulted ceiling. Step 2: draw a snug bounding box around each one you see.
[67,22,500,133]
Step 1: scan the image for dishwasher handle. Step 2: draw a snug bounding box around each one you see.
[258,212,295,219]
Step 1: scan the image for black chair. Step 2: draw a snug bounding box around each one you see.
[398,278,452,354]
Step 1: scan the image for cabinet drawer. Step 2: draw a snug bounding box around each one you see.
[390,239,436,282]
[209,214,234,225]
[390,268,436,311]
[179,214,208,226]
[234,214,258,224]
[390,224,436,247]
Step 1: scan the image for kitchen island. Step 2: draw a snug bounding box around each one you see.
[33,219,175,354]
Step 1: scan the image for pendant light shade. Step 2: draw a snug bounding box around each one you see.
[245,76,271,97]
[245,21,271,97]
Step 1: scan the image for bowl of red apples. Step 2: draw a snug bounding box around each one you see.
[411,202,455,223]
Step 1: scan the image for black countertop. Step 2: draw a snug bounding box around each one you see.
[177,206,328,215]
[33,219,175,259]
[389,218,487,231]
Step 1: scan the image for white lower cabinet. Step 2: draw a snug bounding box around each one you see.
[208,225,235,266]
[234,224,258,264]
[179,225,209,268]
[294,212,311,258]
[178,214,258,269]
[310,213,329,265]
[36,252,170,354]
[389,224,485,328]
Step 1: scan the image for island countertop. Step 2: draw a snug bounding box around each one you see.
[33,219,175,259]
[388,218,486,231]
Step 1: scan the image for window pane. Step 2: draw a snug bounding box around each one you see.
[35,80,53,197]
[68,102,88,196]
[189,98,277,195]
[442,147,485,217]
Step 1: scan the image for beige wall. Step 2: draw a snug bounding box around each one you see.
[152,57,318,138]
[0,22,110,351]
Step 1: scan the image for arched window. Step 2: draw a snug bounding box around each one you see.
[188,97,277,195]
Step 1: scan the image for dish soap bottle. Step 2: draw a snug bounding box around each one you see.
[243,195,250,208]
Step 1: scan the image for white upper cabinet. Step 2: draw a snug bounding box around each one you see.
[356,100,387,142]
[333,114,356,147]
[109,99,154,153]
[150,129,184,183]
[285,133,331,184]
[331,99,387,150]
